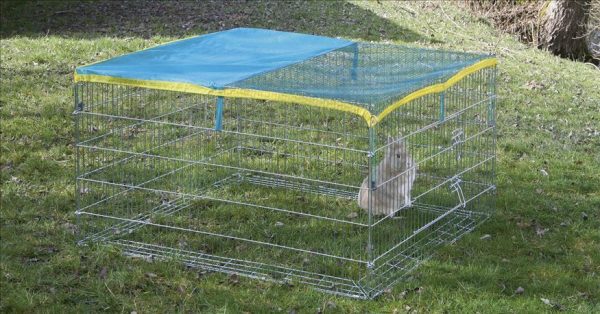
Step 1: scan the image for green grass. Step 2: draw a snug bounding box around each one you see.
[1,0,599,312]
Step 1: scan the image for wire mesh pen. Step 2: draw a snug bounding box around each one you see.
[74,28,497,299]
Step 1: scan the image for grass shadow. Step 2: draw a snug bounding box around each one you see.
[0,0,433,43]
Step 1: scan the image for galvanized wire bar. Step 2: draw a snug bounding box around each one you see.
[115,240,369,299]
[79,209,368,264]
[75,62,496,299]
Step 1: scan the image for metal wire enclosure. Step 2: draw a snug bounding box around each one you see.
[74,37,497,299]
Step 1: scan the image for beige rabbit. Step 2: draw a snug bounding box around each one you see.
[357,136,417,217]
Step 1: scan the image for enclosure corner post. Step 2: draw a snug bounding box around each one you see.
[488,67,498,192]
[73,83,82,244]
[487,68,497,128]
[366,125,376,281]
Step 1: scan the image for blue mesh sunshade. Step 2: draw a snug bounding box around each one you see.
[75,27,495,125]
[76,28,354,89]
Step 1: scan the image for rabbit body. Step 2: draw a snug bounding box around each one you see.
[357,137,417,217]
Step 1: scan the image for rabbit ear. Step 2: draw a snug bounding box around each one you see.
[387,135,393,144]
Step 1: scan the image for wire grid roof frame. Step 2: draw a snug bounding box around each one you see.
[74,27,496,126]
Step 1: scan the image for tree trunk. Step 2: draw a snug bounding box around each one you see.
[588,29,600,61]
[539,0,592,60]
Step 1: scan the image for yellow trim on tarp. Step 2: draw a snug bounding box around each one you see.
[73,72,374,125]
[375,58,498,123]
[74,57,497,127]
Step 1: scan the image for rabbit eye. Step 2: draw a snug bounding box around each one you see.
[396,153,401,158]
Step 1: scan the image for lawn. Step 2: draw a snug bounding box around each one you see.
[1,1,599,312]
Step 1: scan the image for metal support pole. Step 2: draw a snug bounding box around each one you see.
[73,84,82,244]
[351,43,359,81]
[487,71,496,127]
[215,96,224,131]
[366,126,376,285]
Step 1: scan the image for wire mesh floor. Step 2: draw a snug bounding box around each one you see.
[78,171,491,299]
[98,204,488,299]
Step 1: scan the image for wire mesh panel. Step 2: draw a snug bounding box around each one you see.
[74,35,497,299]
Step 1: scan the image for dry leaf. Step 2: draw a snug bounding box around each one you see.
[541,298,551,305]
[535,223,548,237]
[26,258,40,264]
[63,222,79,235]
[326,300,336,309]
[524,80,545,90]
[228,273,239,285]
[540,298,564,310]
[99,267,108,280]
[346,212,358,219]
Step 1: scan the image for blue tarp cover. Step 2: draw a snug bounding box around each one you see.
[74,28,496,125]
[76,28,354,89]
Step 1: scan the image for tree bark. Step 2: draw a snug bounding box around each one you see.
[588,29,600,61]
[539,0,592,60]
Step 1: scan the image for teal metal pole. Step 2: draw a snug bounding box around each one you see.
[351,43,359,81]
[215,96,224,131]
